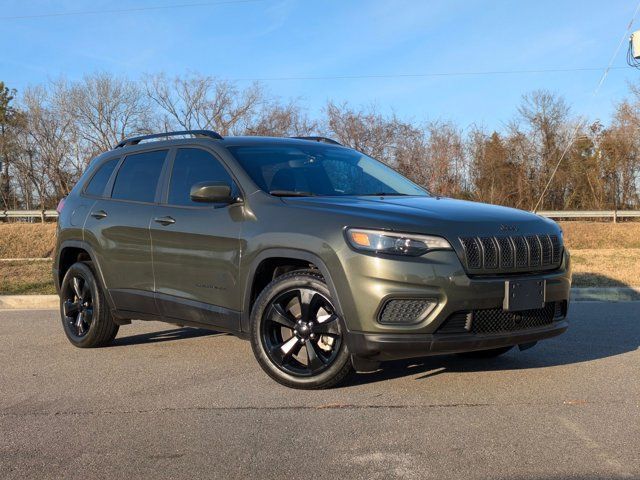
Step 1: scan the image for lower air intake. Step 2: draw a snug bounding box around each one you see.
[378,299,436,325]
[437,302,557,334]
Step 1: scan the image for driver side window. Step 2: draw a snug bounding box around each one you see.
[168,148,235,206]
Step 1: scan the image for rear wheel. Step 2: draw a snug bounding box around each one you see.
[59,262,119,348]
[250,270,353,389]
[457,346,513,358]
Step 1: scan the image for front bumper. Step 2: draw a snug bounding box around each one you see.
[347,320,568,361]
[332,248,571,359]
[336,249,572,333]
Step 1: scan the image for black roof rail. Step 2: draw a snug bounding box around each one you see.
[291,136,342,146]
[115,130,223,149]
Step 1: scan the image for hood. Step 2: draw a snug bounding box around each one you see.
[281,195,560,238]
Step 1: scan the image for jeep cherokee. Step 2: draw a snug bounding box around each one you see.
[54,130,571,389]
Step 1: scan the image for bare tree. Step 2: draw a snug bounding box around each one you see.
[324,101,400,162]
[245,100,316,137]
[67,73,153,153]
[144,73,264,135]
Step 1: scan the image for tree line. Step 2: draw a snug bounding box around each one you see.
[0,72,639,212]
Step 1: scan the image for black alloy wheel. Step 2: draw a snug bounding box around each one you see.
[261,287,342,376]
[250,270,353,389]
[59,262,119,348]
[62,275,94,338]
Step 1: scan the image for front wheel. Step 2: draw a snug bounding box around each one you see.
[250,270,353,389]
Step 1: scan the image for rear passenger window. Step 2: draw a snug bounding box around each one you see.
[111,150,167,203]
[84,158,118,197]
[168,148,235,206]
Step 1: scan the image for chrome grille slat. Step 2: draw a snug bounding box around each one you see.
[459,233,563,274]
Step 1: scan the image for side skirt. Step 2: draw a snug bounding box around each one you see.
[109,288,243,336]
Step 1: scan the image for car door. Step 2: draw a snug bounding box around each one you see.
[150,146,243,331]
[83,148,169,317]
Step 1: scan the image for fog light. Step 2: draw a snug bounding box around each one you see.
[378,299,437,325]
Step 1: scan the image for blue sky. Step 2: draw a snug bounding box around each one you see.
[1,0,639,131]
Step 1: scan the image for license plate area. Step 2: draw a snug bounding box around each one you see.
[503,279,545,311]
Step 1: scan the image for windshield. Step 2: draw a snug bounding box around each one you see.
[228,144,428,197]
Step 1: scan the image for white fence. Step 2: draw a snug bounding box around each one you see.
[1,209,640,221]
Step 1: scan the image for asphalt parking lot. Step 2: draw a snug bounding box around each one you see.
[1,302,638,480]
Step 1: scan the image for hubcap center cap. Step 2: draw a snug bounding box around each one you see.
[295,322,312,338]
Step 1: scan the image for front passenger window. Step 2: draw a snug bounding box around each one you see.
[111,150,168,203]
[168,148,235,206]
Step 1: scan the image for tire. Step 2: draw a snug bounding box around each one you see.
[250,270,353,389]
[456,346,513,358]
[59,261,119,348]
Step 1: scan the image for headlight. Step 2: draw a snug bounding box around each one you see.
[345,228,452,256]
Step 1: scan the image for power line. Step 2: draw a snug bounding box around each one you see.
[532,0,640,213]
[4,65,632,91]
[0,0,262,20]
[228,66,629,82]
[4,65,632,92]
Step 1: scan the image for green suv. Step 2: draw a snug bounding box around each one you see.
[54,130,572,389]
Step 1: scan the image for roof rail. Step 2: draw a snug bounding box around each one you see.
[115,130,223,149]
[291,136,342,146]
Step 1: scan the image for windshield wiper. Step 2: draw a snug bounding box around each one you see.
[269,190,316,197]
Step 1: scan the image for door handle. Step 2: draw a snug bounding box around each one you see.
[90,210,107,219]
[153,216,176,226]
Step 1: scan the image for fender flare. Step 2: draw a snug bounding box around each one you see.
[56,240,116,310]
[241,248,344,334]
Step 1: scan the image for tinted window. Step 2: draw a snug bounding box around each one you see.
[228,144,427,197]
[111,150,167,203]
[168,148,234,206]
[84,158,118,197]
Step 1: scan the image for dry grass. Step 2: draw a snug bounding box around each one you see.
[1,249,637,294]
[0,221,639,293]
[570,248,640,287]
[558,221,640,249]
[0,260,56,295]
[0,223,57,259]
[0,221,636,258]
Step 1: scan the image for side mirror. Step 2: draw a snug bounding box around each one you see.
[190,181,234,203]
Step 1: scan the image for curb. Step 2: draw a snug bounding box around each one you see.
[0,295,58,310]
[1,288,640,310]
[570,287,640,302]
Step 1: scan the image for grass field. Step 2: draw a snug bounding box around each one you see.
[0,221,638,294]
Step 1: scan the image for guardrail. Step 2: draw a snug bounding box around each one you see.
[536,210,640,219]
[1,209,639,220]
[1,210,58,220]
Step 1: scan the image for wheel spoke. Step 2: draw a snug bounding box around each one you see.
[306,341,325,371]
[75,312,85,335]
[80,284,90,303]
[268,304,296,329]
[276,336,302,359]
[312,314,340,335]
[63,300,80,318]
[72,277,83,300]
[298,288,316,320]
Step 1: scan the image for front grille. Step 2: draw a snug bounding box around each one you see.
[459,234,563,274]
[437,302,556,335]
[378,299,435,324]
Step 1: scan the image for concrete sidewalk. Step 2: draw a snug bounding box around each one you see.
[2,287,639,310]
